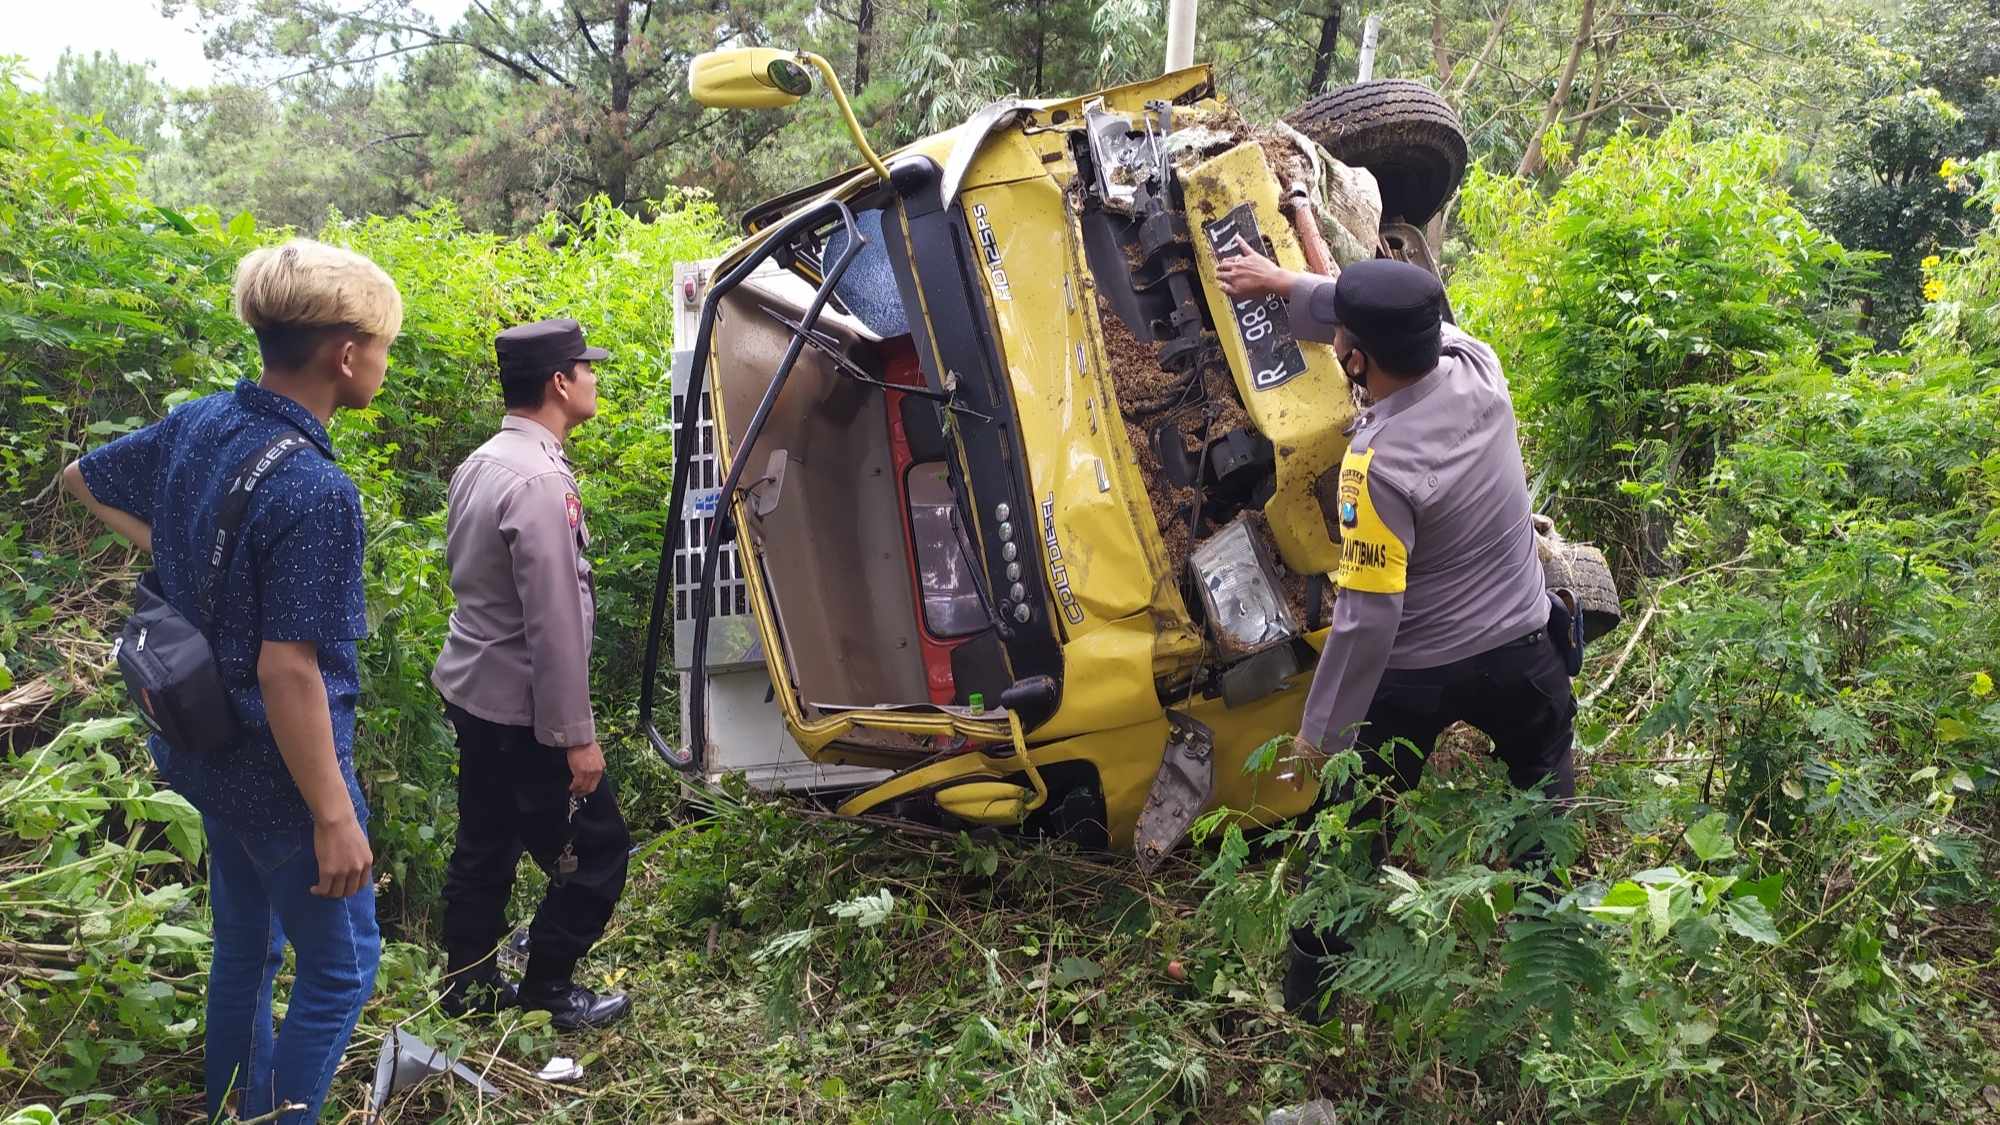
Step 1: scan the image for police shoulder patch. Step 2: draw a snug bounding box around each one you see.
[564,492,581,529]
[1334,446,1409,595]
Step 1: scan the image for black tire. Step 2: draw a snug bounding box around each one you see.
[1284,79,1468,226]
[1543,541,1622,643]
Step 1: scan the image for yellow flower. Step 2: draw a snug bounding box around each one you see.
[1924,278,1947,301]
[1939,156,1963,180]
[1921,254,1941,270]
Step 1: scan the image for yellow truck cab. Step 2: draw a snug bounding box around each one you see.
[639,53,1615,869]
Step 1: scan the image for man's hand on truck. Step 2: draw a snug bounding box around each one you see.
[1215,236,1301,300]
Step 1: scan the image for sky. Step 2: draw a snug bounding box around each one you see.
[6,0,472,89]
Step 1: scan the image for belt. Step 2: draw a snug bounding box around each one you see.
[1496,627,1545,650]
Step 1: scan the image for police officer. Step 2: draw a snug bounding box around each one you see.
[431,318,632,1029]
[1216,250,1577,1023]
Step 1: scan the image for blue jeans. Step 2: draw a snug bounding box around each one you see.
[203,815,381,1123]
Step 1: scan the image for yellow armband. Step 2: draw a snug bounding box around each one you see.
[1334,447,1409,594]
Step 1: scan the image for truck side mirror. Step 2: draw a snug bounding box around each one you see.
[688,48,814,109]
[687,46,891,181]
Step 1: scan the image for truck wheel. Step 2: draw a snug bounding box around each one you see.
[1555,541,1623,643]
[1538,534,1622,641]
[1284,79,1468,226]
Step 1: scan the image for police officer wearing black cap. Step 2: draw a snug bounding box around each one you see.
[1217,248,1577,1023]
[431,318,632,1029]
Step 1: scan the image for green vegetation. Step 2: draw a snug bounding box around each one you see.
[37,0,1993,237]
[1451,123,1870,569]
[5,4,2000,1118]
[0,69,725,1115]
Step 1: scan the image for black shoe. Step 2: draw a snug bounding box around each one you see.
[440,975,518,1018]
[519,980,630,1030]
[1282,945,1338,1026]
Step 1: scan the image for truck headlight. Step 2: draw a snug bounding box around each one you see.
[1190,518,1300,656]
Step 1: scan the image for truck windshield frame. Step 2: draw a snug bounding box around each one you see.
[639,197,866,773]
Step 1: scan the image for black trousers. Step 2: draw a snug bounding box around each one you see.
[440,704,631,986]
[1293,627,1577,958]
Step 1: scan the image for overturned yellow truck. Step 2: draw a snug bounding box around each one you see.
[639,51,1617,870]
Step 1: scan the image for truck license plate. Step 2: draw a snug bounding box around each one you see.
[1203,205,1308,392]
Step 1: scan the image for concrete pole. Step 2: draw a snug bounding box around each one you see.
[1165,0,1198,72]
[1356,13,1383,81]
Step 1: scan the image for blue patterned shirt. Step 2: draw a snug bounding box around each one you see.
[81,381,370,832]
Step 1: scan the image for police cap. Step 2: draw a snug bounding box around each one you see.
[1305,259,1445,370]
[495,318,609,382]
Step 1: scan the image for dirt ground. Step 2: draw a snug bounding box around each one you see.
[1244,509,1317,630]
[1099,300,1242,577]
[1093,124,1333,613]
[1256,133,1311,190]
[1098,299,1315,630]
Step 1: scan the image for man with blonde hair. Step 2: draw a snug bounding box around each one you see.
[64,238,400,1122]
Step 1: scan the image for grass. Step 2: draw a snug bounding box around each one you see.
[339,788,1331,1123]
[13,631,2000,1123]
[32,774,1337,1123]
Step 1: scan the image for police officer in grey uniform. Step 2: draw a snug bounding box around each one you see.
[1216,251,1577,1023]
[431,318,632,1029]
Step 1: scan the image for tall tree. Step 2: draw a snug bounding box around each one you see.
[1812,0,2000,338]
[852,0,876,88]
[44,50,172,153]
[1516,0,1595,178]
[1306,2,1342,95]
[145,74,432,227]
[170,0,743,215]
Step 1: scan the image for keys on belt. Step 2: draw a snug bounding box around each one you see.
[553,793,582,885]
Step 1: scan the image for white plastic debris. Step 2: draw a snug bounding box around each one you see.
[535,1056,585,1083]
[368,1027,501,1112]
[1317,161,1383,266]
[1256,120,1383,268]
[1265,1099,1341,1125]
[1162,126,1239,161]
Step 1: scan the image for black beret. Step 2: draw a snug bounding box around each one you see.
[1306,259,1445,358]
[496,318,609,381]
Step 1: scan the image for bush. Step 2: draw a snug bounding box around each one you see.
[1163,131,2000,1120]
[1,71,724,1109]
[1451,123,1870,572]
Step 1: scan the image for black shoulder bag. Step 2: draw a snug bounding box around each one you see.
[113,434,312,754]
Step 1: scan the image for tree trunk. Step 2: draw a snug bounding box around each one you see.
[605,0,633,208]
[1570,35,1614,153]
[1431,0,1453,85]
[1450,0,1516,96]
[854,0,873,89]
[1306,2,1343,95]
[1516,0,1595,179]
[1032,0,1047,95]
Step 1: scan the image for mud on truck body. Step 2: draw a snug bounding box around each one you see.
[640,61,1618,870]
